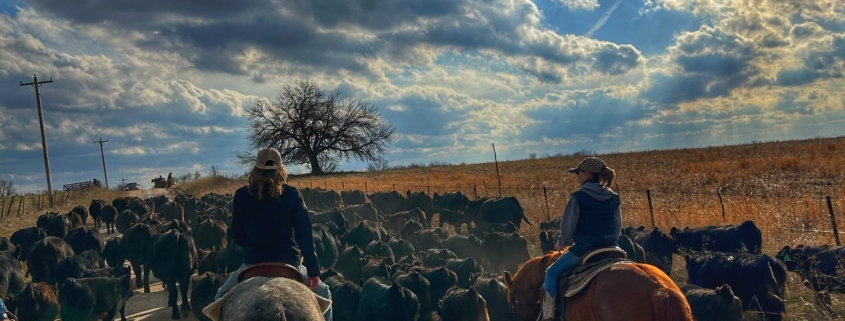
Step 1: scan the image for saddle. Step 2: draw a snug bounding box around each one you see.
[558,246,631,298]
[237,262,305,284]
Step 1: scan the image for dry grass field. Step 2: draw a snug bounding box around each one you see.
[180,136,845,320]
[4,137,840,320]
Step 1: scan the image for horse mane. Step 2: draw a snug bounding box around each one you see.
[507,250,564,303]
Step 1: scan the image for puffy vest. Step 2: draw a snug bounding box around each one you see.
[569,190,621,257]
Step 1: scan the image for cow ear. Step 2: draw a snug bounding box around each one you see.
[637,226,645,231]
[503,271,513,288]
[670,227,677,236]
[406,190,411,197]
[716,284,734,297]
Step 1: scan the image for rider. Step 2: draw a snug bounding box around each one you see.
[212,148,332,321]
[540,157,620,321]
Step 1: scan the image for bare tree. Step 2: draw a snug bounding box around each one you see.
[209,165,220,177]
[0,179,16,196]
[194,170,202,180]
[233,79,395,175]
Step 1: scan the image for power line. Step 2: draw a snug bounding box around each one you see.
[19,74,54,207]
[94,138,109,189]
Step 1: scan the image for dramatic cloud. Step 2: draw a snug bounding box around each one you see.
[1,0,845,191]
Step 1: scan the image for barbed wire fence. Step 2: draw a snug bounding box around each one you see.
[288,178,844,246]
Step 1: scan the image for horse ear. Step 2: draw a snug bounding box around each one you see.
[503,271,513,288]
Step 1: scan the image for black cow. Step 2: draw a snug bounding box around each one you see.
[312,224,339,269]
[190,272,225,321]
[145,229,198,319]
[116,210,139,234]
[341,190,368,206]
[192,217,227,251]
[70,205,89,226]
[433,191,470,213]
[37,212,58,230]
[336,246,366,283]
[100,205,118,234]
[55,254,99,284]
[88,199,107,229]
[27,237,75,284]
[420,248,458,268]
[10,227,47,262]
[64,226,103,257]
[15,282,59,321]
[122,223,155,292]
[197,247,226,276]
[412,228,445,252]
[680,284,743,321]
[357,277,420,321]
[310,210,349,236]
[0,246,26,313]
[387,236,416,260]
[406,191,435,227]
[623,226,675,274]
[160,201,186,223]
[444,257,484,289]
[103,237,125,269]
[46,215,72,239]
[470,222,517,239]
[616,234,647,263]
[776,244,845,314]
[368,191,406,216]
[221,232,244,277]
[478,196,532,229]
[347,220,386,250]
[439,287,489,321]
[361,257,393,282]
[443,234,483,263]
[0,236,10,252]
[671,220,763,254]
[412,266,458,311]
[401,220,424,240]
[57,275,133,321]
[473,275,515,321]
[438,209,470,229]
[82,266,132,278]
[324,275,362,321]
[685,252,786,320]
[364,240,394,261]
[482,231,530,273]
[393,271,433,321]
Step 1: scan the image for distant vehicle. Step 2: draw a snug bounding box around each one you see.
[124,182,140,191]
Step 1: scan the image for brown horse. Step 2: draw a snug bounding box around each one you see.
[166,178,174,193]
[504,250,693,321]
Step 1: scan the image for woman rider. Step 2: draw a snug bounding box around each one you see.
[540,157,620,321]
[212,148,332,321]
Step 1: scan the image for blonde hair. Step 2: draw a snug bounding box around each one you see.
[247,166,288,199]
[590,167,616,189]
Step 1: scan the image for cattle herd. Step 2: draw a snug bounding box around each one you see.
[0,186,843,321]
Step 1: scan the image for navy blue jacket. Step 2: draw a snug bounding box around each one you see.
[231,184,320,277]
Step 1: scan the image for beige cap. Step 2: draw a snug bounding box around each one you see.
[255,148,283,170]
[568,157,607,174]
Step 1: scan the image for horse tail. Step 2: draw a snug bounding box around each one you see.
[652,287,693,321]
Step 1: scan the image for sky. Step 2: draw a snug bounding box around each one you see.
[0,0,844,193]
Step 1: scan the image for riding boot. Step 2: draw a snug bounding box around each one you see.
[538,290,556,321]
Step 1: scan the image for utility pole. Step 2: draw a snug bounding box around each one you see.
[20,74,54,207]
[93,138,109,189]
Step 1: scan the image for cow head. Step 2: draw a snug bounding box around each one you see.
[775,245,801,271]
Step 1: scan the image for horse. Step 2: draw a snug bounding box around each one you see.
[202,276,331,321]
[504,250,693,321]
[166,178,175,193]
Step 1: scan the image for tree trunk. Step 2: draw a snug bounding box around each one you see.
[307,152,324,175]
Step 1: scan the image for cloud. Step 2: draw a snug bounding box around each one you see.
[22,0,644,83]
[641,25,758,104]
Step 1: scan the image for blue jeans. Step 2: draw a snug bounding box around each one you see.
[544,251,582,297]
[0,297,8,320]
[215,263,332,321]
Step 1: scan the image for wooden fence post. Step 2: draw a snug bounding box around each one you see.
[342,181,345,190]
[324,181,328,189]
[393,184,396,191]
[492,143,502,197]
[483,180,488,196]
[826,196,840,246]
[543,186,550,221]
[17,195,24,217]
[365,183,368,195]
[717,188,727,224]
[647,190,655,228]
[427,185,430,195]
[473,185,478,199]
[5,196,14,217]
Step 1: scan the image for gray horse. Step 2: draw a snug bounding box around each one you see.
[203,277,331,321]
